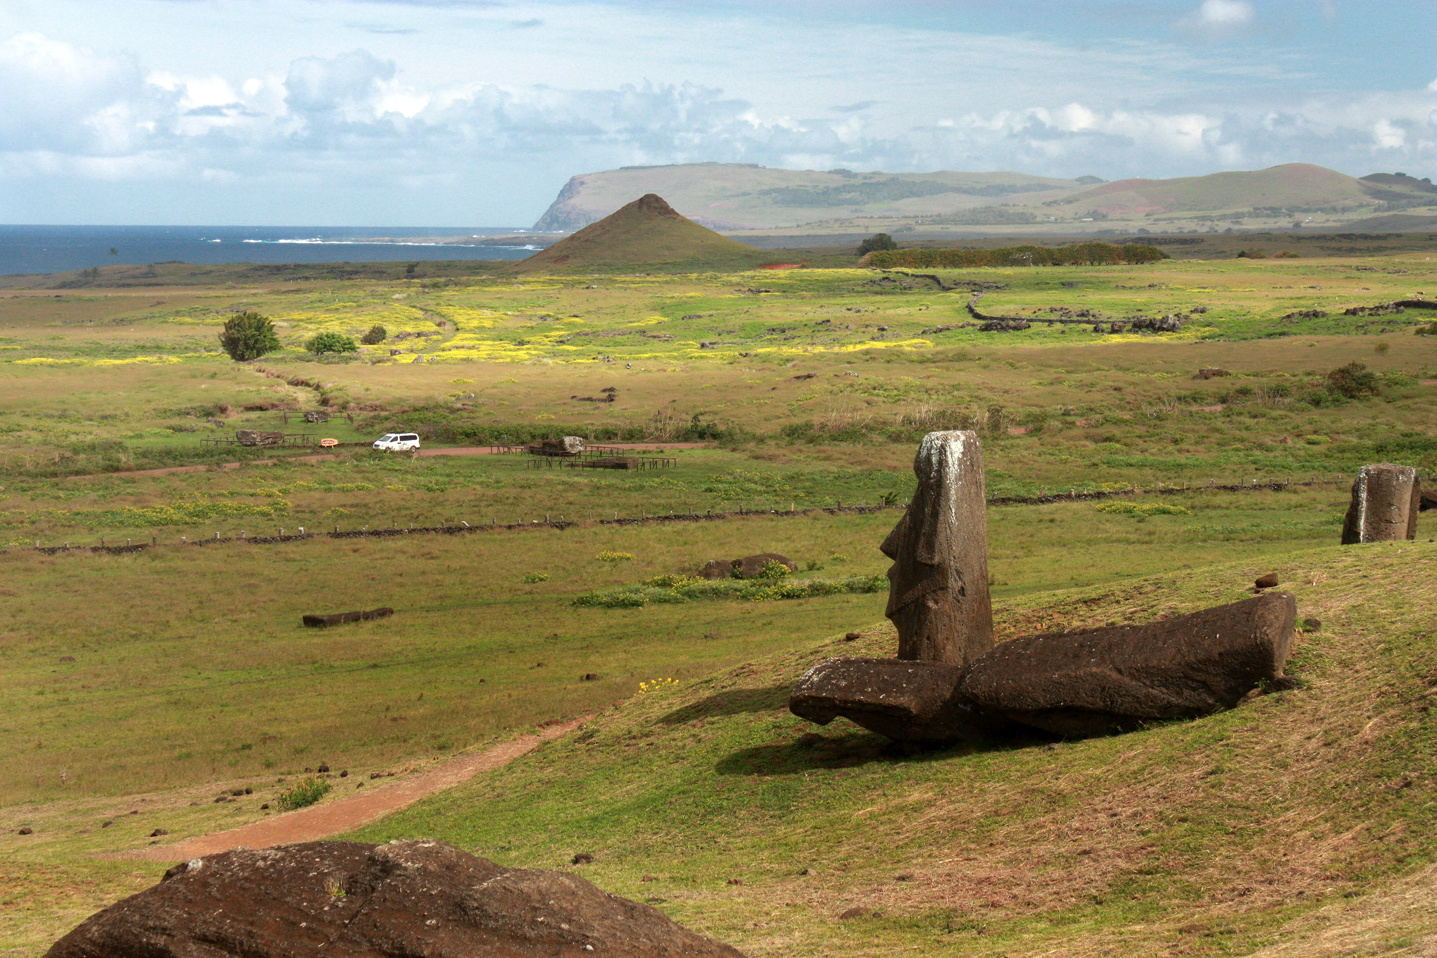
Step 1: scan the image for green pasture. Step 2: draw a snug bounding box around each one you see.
[2,252,1437,956]
[340,542,1437,958]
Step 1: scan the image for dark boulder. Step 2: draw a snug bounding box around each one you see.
[699,558,735,580]
[302,607,394,628]
[959,592,1297,737]
[47,840,746,958]
[733,553,796,579]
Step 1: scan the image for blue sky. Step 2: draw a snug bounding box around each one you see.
[1,0,1434,226]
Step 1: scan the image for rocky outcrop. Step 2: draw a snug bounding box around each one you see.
[48,840,747,958]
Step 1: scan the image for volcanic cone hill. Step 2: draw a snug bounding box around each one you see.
[513,193,775,274]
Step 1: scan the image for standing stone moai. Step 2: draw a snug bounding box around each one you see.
[879,430,993,666]
[1341,463,1420,544]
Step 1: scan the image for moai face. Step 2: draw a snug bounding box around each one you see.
[881,431,993,666]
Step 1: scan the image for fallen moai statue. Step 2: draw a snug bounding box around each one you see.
[301,607,394,628]
[1341,463,1420,544]
[47,840,748,958]
[790,430,1300,743]
[792,592,1297,742]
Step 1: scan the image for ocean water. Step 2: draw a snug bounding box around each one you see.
[0,225,542,277]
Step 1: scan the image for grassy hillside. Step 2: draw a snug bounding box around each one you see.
[4,251,1437,955]
[1061,163,1374,217]
[346,541,1437,957]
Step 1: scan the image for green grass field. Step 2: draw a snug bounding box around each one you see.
[3,250,1437,956]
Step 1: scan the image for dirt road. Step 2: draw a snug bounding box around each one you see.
[120,718,585,862]
[63,443,710,480]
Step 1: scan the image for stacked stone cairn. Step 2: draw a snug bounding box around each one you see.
[790,431,1299,743]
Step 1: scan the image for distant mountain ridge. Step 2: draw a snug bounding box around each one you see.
[532,162,1437,238]
[532,163,1087,232]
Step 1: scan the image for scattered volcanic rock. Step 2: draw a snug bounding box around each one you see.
[46,840,747,958]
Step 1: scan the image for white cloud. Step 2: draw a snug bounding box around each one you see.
[1176,0,1258,39]
[1372,118,1406,150]
[0,32,142,150]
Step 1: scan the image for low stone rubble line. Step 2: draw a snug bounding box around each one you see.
[10,477,1354,557]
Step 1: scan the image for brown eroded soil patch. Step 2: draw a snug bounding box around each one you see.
[118,719,586,862]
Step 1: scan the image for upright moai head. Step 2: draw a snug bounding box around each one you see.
[1341,463,1420,544]
[879,430,994,666]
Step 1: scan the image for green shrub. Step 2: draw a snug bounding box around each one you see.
[306,332,358,355]
[1325,361,1380,399]
[360,325,387,345]
[573,573,885,608]
[275,776,331,811]
[218,311,280,361]
[1096,501,1191,517]
[857,232,898,256]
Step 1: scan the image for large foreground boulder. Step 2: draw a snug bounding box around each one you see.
[48,840,747,958]
[790,592,1297,743]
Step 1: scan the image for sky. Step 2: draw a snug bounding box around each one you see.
[2,0,1435,226]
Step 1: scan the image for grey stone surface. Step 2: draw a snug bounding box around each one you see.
[880,430,993,666]
[1341,463,1420,544]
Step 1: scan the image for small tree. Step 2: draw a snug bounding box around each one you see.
[857,232,898,256]
[218,311,280,361]
[1326,361,1379,399]
[360,324,387,345]
[305,332,358,356]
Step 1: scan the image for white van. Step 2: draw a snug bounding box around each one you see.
[373,432,421,451]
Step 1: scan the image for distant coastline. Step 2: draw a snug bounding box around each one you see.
[0,225,549,277]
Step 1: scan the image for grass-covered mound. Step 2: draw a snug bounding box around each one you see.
[353,541,1437,957]
[514,193,775,273]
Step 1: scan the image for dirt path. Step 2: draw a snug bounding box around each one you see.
[61,443,711,480]
[120,719,585,862]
